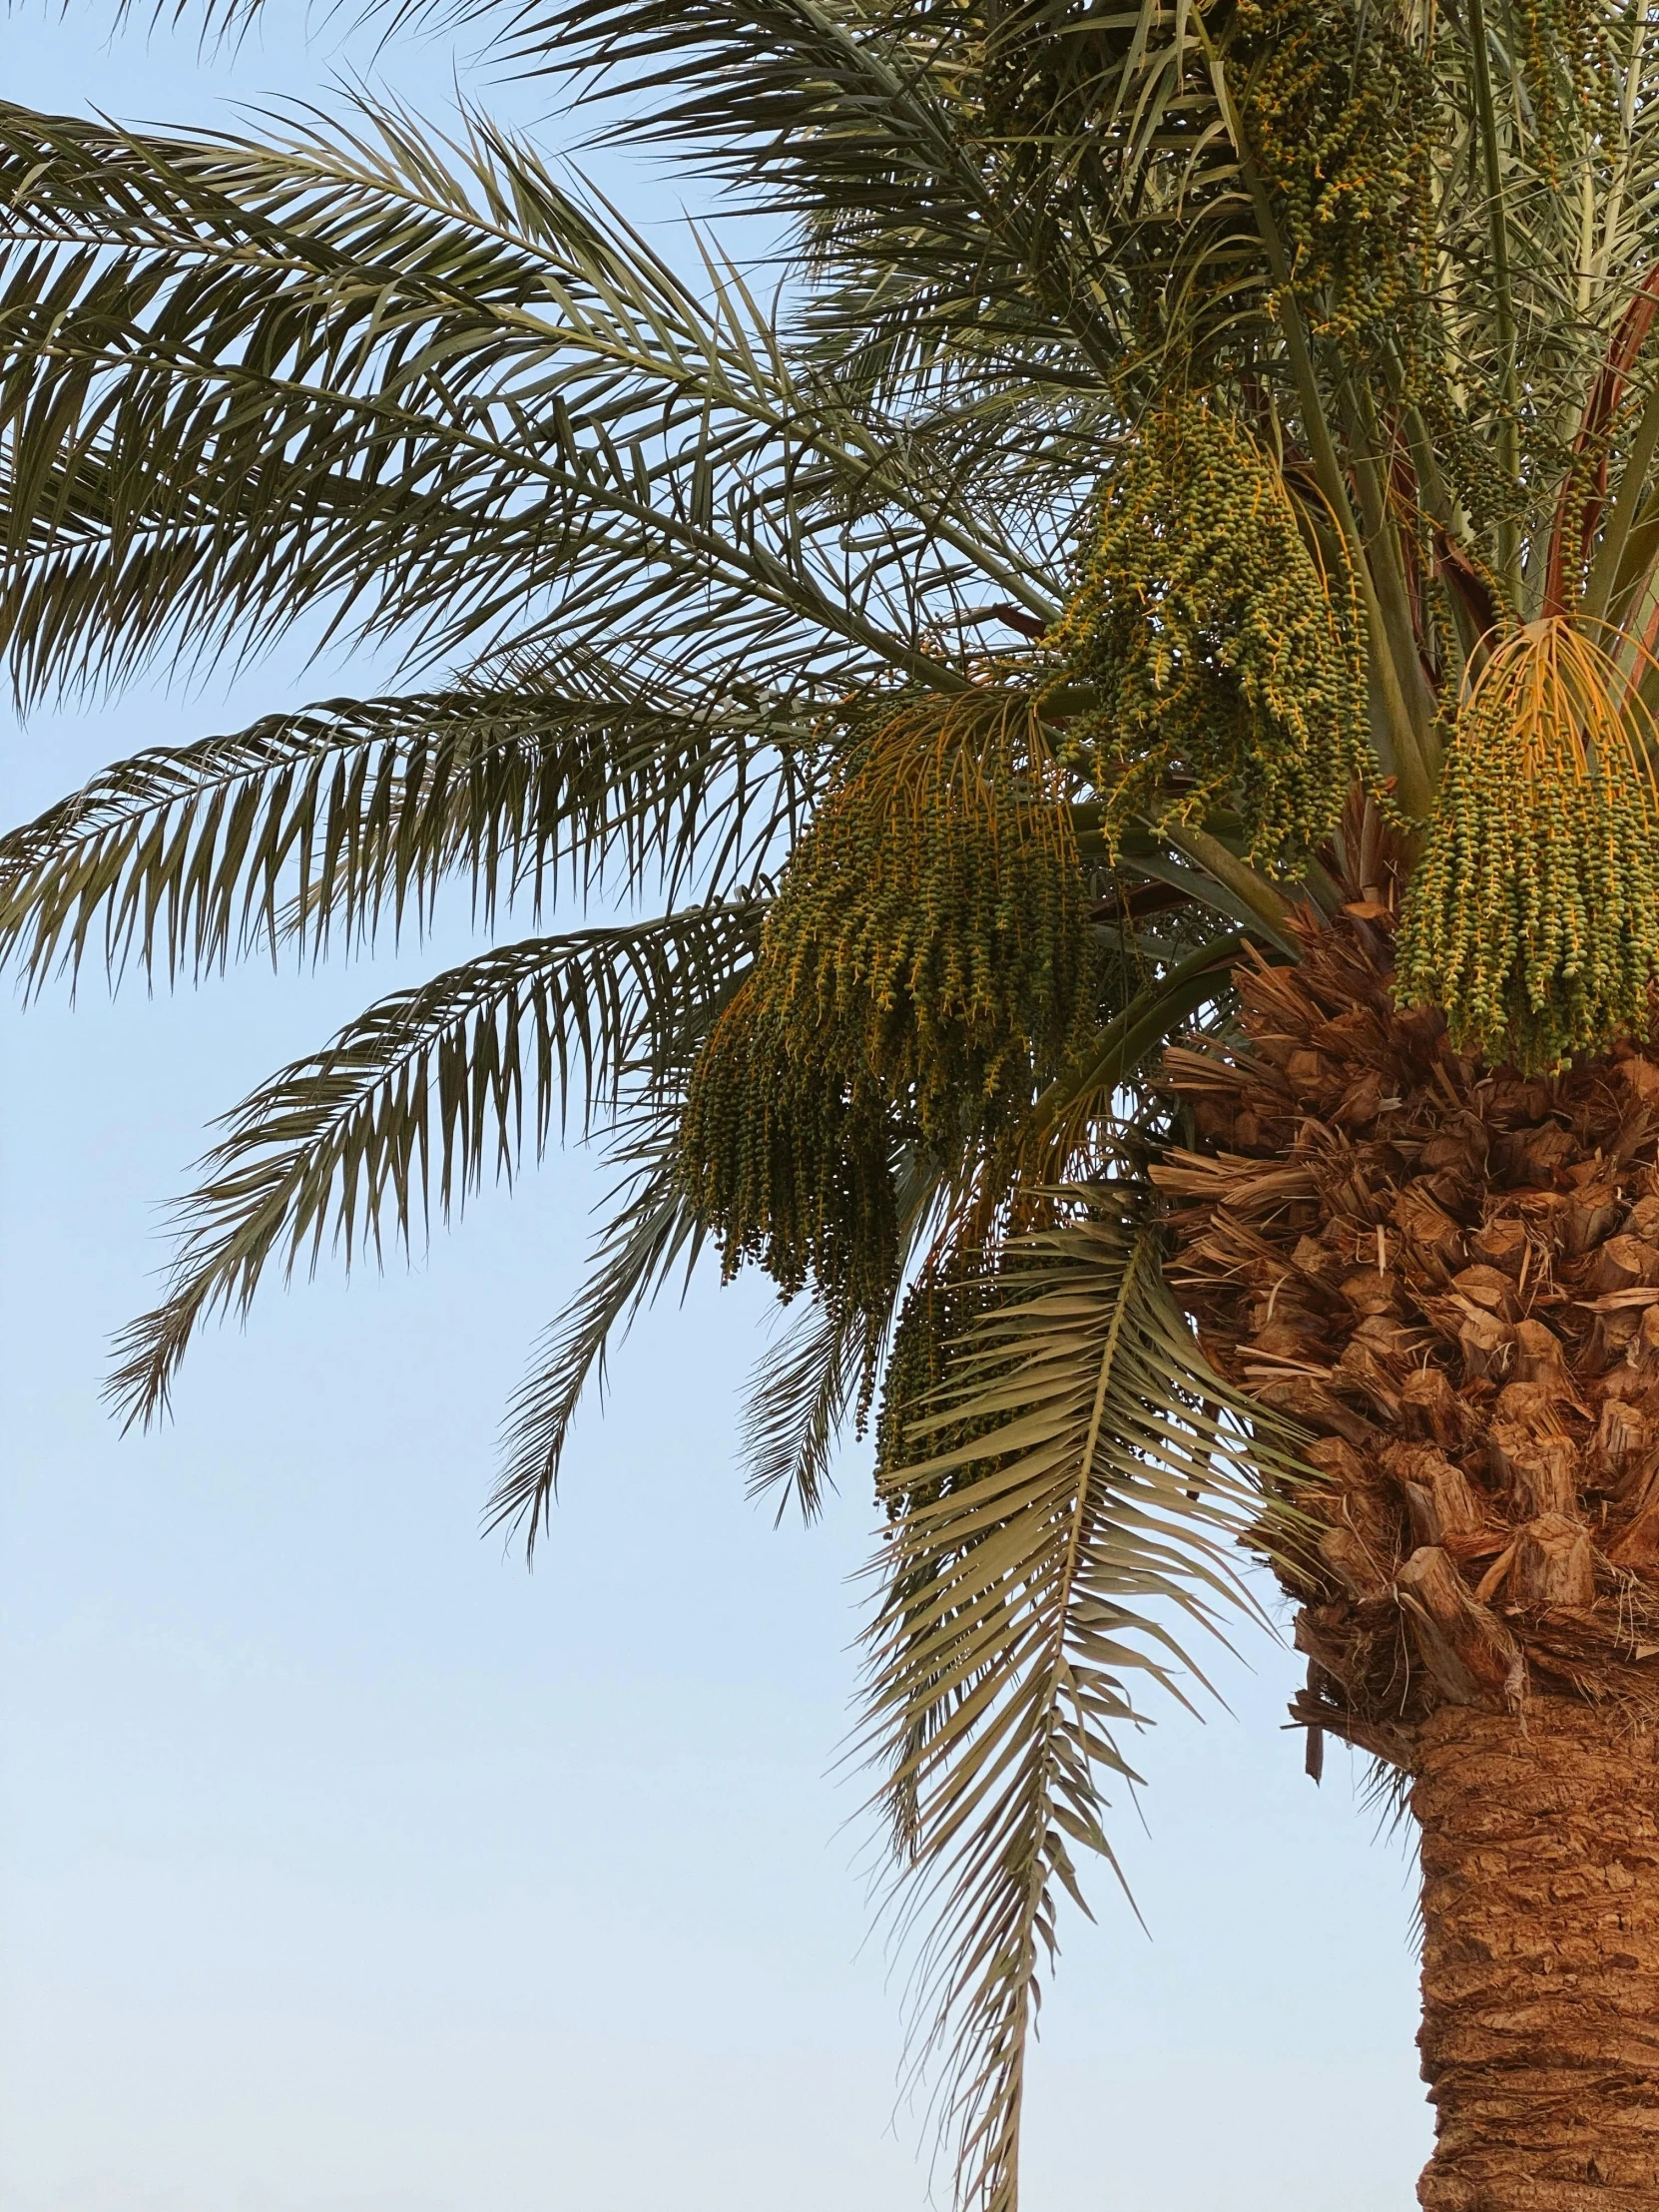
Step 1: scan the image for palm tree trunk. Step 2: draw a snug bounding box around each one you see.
[1148,796,1659,2204]
[1413,1699,1659,2210]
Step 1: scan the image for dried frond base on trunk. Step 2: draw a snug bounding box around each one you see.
[1415,1700,1659,2211]
[1154,893,1659,1746]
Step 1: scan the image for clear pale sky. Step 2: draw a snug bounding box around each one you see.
[1,11,1428,2208]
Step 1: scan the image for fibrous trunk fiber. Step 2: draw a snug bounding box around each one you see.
[1415,1700,1659,2210]
[1149,835,1659,2205]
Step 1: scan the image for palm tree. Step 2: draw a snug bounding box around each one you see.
[7,0,1659,2201]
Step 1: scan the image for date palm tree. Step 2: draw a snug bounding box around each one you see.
[7,1,1659,2203]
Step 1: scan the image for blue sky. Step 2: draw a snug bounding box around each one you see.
[1,12,1427,2209]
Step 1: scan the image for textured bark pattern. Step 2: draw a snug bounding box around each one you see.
[1152,860,1659,1758]
[1414,1700,1659,2211]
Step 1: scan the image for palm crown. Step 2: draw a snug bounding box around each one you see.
[9,3,1659,2205]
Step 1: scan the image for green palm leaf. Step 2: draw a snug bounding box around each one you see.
[488,1103,707,1550]
[108,906,757,1424]
[864,1201,1307,2212]
[741,1296,870,1525]
[0,93,1050,702]
[0,677,817,988]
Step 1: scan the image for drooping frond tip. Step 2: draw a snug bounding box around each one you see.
[862,1203,1312,2212]
[104,910,756,1433]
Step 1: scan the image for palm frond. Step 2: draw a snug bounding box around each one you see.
[487,1104,706,1550]
[0,91,1051,703]
[738,1129,962,1521]
[527,0,1253,391]
[863,1198,1307,2212]
[740,1297,865,1525]
[0,677,817,989]
[107,907,756,1425]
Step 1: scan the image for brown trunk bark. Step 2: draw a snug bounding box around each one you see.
[1414,1700,1659,2209]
